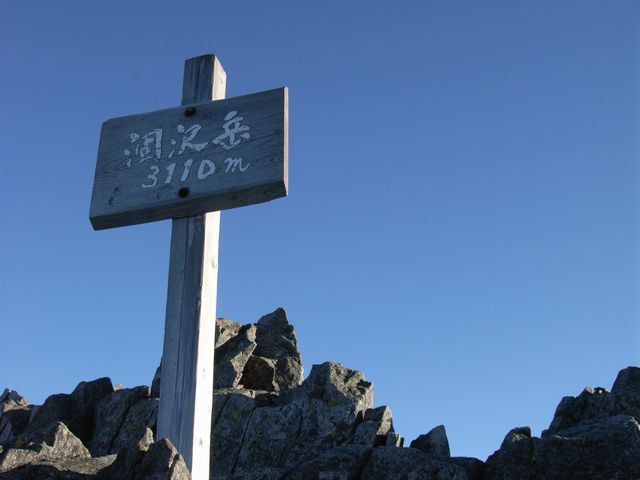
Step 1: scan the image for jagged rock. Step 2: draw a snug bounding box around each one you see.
[286,445,371,479]
[23,379,113,446]
[136,427,155,451]
[450,457,485,480]
[352,405,393,446]
[211,390,231,432]
[111,398,158,453]
[279,361,372,412]
[134,438,190,480]
[22,394,74,442]
[232,362,372,472]
[28,422,90,461]
[211,387,261,430]
[500,426,531,448]
[0,391,28,408]
[98,431,187,480]
[252,308,303,390]
[0,422,89,473]
[150,367,161,398]
[542,366,640,437]
[483,427,540,479]
[15,455,116,479]
[0,390,32,445]
[612,366,640,396]
[543,385,640,436]
[215,325,257,389]
[210,392,257,476]
[90,386,150,456]
[216,318,244,348]
[410,425,450,458]
[150,315,286,394]
[0,447,41,474]
[544,387,613,435]
[97,428,154,480]
[67,378,114,445]
[484,414,640,480]
[360,447,468,479]
[385,432,404,447]
[240,356,278,392]
[219,468,285,480]
[232,397,301,472]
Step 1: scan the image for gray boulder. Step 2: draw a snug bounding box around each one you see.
[239,356,278,392]
[210,391,257,476]
[134,438,190,480]
[286,445,372,479]
[544,387,619,435]
[111,398,158,453]
[410,425,451,458]
[0,390,32,445]
[451,457,485,480]
[612,366,640,396]
[215,318,244,348]
[279,361,372,412]
[97,428,154,480]
[66,378,114,445]
[23,379,113,446]
[98,430,188,480]
[150,367,161,398]
[214,324,257,389]
[21,394,74,442]
[352,405,394,447]
[360,447,468,480]
[13,455,116,480]
[248,308,303,390]
[544,366,640,437]
[228,362,373,473]
[0,422,90,473]
[90,386,150,456]
[483,414,640,480]
[232,398,301,473]
[214,468,285,480]
[500,426,531,448]
[385,431,404,447]
[151,311,302,395]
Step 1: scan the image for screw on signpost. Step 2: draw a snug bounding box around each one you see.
[89,54,288,479]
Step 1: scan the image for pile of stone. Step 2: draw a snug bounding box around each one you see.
[1,308,639,479]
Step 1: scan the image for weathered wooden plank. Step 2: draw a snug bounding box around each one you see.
[156,54,224,480]
[90,85,288,230]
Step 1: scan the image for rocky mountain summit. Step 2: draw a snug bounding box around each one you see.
[1,308,639,479]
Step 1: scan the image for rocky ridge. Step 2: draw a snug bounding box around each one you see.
[1,307,639,479]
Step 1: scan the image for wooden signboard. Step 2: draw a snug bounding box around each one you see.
[90,87,288,230]
[90,54,289,480]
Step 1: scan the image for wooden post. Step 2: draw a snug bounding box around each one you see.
[90,52,287,477]
[157,54,226,480]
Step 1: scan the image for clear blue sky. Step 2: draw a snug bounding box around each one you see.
[1,0,638,461]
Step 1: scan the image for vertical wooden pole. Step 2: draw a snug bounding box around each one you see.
[157,54,226,480]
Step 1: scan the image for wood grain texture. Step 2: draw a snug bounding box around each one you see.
[90,85,288,230]
[156,54,224,480]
